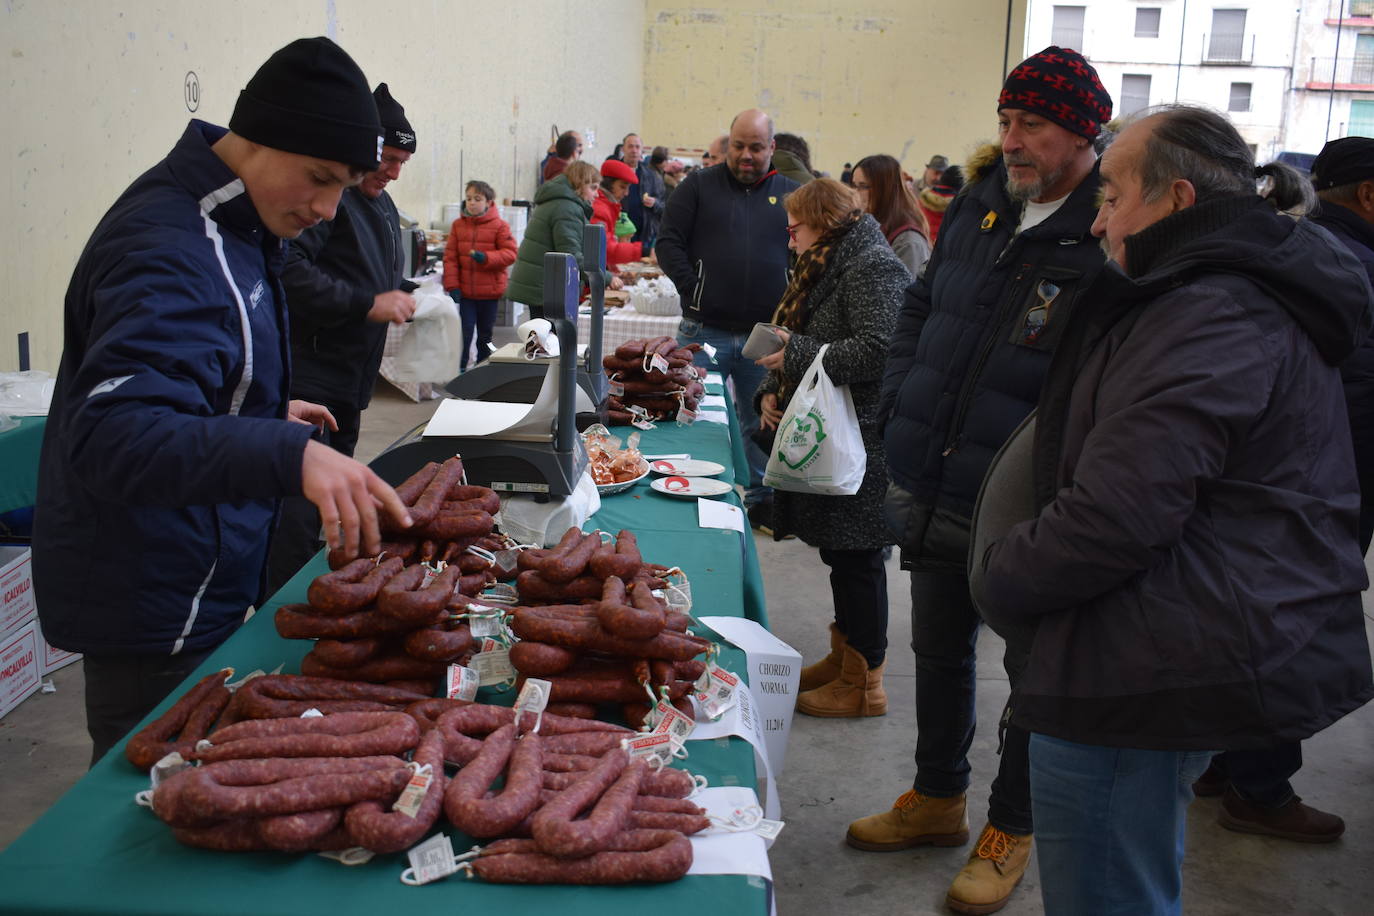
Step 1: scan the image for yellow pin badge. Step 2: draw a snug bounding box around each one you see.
[980,210,998,231]
[768,196,777,205]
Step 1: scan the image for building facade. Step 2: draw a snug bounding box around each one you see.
[1024,1,1374,162]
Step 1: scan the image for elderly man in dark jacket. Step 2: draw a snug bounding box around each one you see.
[851,47,1112,916]
[973,106,1374,916]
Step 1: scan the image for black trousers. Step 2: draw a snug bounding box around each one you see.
[84,648,215,767]
[1208,743,1303,807]
[818,547,889,668]
[264,402,362,597]
[910,569,1034,835]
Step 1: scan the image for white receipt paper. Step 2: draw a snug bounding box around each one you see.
[698,498,745,533]
[688,832,772,881]
[700,395,727,408]
[423,365,558,442]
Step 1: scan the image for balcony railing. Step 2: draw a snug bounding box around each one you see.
[1304,56,1374,90]
[1202,31,1253,64]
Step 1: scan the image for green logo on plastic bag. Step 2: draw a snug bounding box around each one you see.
[777,408,827,470]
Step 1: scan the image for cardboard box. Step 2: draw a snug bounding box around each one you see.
[0,546,37,638]
[38,630,80,675]
[0,620,41,719]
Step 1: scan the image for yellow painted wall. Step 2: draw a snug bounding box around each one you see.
[641,1,1027,173]
[2,0,644,373]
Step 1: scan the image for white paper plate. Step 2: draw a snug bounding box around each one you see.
[650,476,733,499]
[649,458,727,478]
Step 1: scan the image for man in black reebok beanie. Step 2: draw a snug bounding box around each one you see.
[267,82,423,594]
[34,37,412,766]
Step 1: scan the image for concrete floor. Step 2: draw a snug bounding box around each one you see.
[3,381,1373,915]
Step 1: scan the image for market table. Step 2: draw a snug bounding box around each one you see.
[0,415,44,515]
[0,378,773,915]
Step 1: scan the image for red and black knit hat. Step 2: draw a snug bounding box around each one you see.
[997,46,1113,140]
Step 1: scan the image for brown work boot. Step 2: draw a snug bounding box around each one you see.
[1218,787,1344,842]
[845,789,969,851]
[796,644,886,717]
[798,623,846,691]
[945,823,1032,915]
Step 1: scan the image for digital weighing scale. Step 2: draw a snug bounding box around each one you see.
[368,253,590,499]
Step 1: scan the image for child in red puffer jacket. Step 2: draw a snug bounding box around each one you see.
[443,180,518,370]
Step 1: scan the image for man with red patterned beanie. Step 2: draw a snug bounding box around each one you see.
[847,46,1111,914]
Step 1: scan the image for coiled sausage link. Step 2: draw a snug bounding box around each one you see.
[125,668,233,770]
[344,727,448,853]
[193,711,419,762]
[443,724,545,837]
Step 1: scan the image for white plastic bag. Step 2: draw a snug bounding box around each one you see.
[390,293,462,382]
[763,344,865,496]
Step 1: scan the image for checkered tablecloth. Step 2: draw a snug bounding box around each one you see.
[576,305,683,356]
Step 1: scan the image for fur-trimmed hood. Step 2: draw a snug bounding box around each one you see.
[965,142,1003,187]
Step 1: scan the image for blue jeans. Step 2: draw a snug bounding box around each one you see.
[452,293,498,370]
[677,316,769,502]
[910,570,1033,834]
[1029,734,1214,916]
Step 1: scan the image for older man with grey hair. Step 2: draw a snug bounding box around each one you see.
[973,104,1374,915]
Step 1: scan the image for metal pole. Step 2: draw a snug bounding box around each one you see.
[1003,0,1013,77]
[1175,0,1188,101]
[1327,0,1346,140]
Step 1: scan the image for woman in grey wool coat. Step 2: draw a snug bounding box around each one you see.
[752,177,911,718]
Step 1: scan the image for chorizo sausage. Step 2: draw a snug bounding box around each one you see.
[228,675,426,721]
[394,461,442,505]
[377,564,463,624]
[309,636,386,669]
[306,557,405,614]
[588,530,643,581]
[508,640,580,676]
[545,702,598,720]
[402,622,475,663]
[516,570,605,603]
[344,727,448,854]
[516,528,582,572]
[178,761,411,820]
[257,807,345,852]
[125,668,233,770]
[443,725,545,837]
[532,750,643,857]
[300,650,448,684]
[595,576,664,640]
[193,711,420,762]
[275,603,438,640]
[472,829,693,884]
[403,697,472,732]
[417,509,493,542]
[444,485,501,515]
[628,810,710,835]
[510,607,710,661]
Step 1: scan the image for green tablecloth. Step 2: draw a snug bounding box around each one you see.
[0,386,771,915]
[0,415,44,515]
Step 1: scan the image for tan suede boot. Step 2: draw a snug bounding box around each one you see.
[846,789,970,851]
[945,823,1033,915]
[798,623,846,691]
[796,644,886,717]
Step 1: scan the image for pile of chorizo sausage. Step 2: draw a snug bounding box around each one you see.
[133,677,703,883]
[124,456,722,883]
[603,336,707,425]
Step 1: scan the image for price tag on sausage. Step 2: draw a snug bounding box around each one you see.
[701,341,718,363]
[608,377,625,397]
[445,664,479,701]
[472,642,515,686]
[624,731,675,766]
[755,818,785,840]
[693,664,739,720]
[649,352,671,375]
[420,564,439,588]
[676,405,698,427]
[406,832,458,885]
[393,765,434,819]
[150,751,189,788]
[466,605,504,639]
[515,677,551,717]
[650,701,696,744]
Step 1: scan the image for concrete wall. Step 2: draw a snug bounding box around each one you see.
[2,0,644,373]
[639,1,1028,177]
[1289,0,1374,149]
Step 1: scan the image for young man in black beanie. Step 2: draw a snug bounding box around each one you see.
[266,82,420,594]
[849,46,1112,915]
[33,37,413,766]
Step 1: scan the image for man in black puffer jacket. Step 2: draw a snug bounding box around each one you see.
[848,48,1112,916]
[975,105,1373,916]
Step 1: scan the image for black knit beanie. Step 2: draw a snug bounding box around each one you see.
[998,46,1113,140]
[373,83,417,153]
[229,37,382,170]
